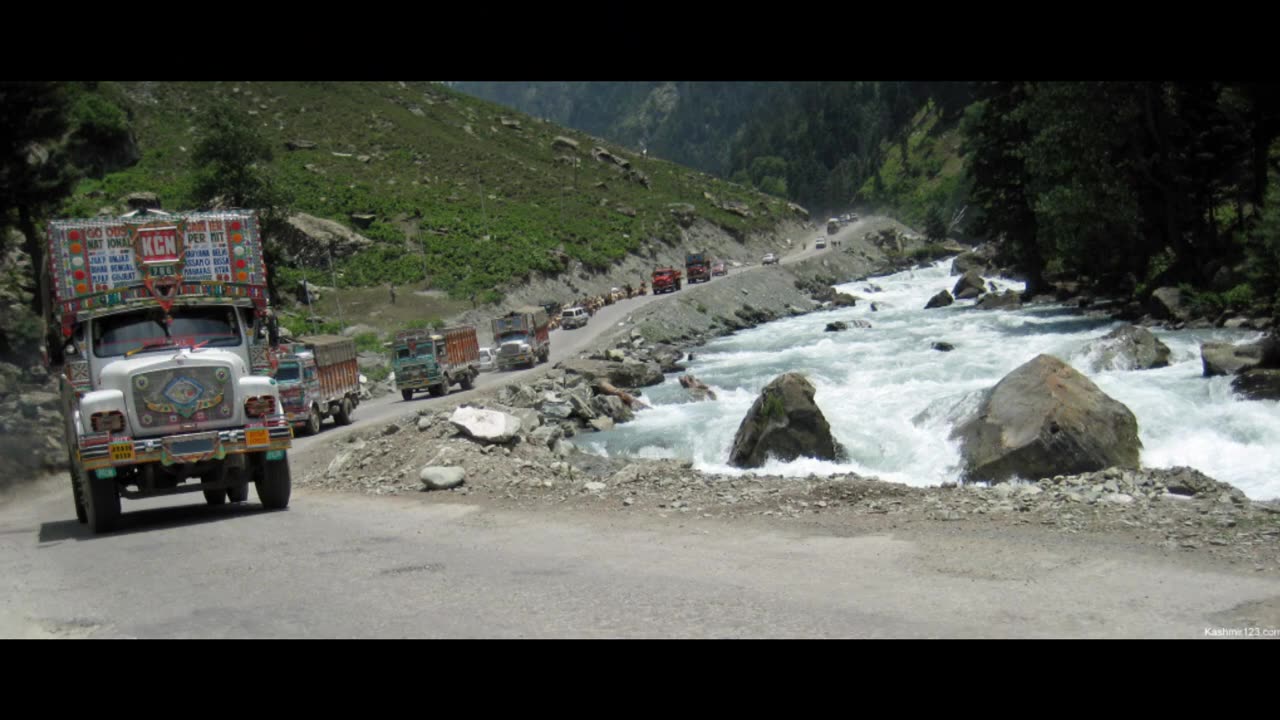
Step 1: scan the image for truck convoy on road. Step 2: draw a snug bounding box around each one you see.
[45,209,293,533]
[392,325,481,400]
[492,307,550,370]
[651,266,682,294]
[685,253,710,284]
[274,335,360,434]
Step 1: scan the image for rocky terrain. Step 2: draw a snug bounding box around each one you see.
[289,235,1280,576]
[296,396,1280,574]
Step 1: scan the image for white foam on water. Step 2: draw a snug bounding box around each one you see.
[576,259,1280,499]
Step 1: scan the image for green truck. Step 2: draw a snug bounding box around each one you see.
[392,326,481,401]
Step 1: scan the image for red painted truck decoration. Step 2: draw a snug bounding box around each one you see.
[49,212,268,342]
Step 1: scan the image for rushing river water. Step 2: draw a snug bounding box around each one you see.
[575,259,1280,500]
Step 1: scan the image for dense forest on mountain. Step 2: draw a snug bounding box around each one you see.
[459,81,1280,316]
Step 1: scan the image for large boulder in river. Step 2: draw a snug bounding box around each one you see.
[953,354,1142,483]
[951,250,994,276]
[1200,341,1264,377]
[974,290,1023,311]
[952,270,986,300]
[729,373,845,468]
[925,290,954,309]
[1082,324,1171,372]
[1232,369,1280,401]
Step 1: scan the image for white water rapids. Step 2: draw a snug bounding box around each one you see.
[575,259,1280,500]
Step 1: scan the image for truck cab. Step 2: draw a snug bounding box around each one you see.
[685,252,710,284]
[652,267,682,294]
[492,308,550,370]
[274,335,359,435]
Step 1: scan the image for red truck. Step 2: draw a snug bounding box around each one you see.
[274,335,361,435]
[652,267,682,294]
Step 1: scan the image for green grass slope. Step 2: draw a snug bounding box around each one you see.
[60,81,799,303]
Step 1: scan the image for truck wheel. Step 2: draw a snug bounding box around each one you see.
[84,471,121,534]
[460,373,474,390]
[304,405,322,435]
[335,397,353,425]
[203,487,227,505]
[255,455,292,510]
[429,383,446,397]
[401,389,414,402]
[68,453,87,524]
[227,480,250,503]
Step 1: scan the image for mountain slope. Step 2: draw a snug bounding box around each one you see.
[59,81,801,302]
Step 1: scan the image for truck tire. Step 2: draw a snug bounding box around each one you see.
[401,389,414,402]
[200,469,228,505]
[335,397,353,425]
[227,482,249,503]
[68,452,87,524]
[255,455,291,510]
[460,373,474,390]
[84,471,121,534]
[429,383,446,397]
[303,405,322,435]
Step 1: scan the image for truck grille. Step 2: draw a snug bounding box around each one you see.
[131,364,236,435]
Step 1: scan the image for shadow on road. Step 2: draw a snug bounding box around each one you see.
[38,501,283,543]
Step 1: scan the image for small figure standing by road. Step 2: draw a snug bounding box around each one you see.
[389,283,397,304]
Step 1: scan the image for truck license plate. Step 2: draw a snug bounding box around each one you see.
[246,428,269,447]
[110,442,134,462]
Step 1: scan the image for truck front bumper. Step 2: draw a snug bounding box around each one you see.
[498,353,534,368]
[78,419,293,471]
[395,377,438,392]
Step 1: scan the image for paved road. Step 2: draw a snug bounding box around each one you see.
[3,476,1277,638]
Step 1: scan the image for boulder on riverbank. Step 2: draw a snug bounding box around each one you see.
[953,354,1142,483]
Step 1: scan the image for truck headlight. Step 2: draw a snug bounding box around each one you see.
[90,410,126,433]
[244,396,278,418]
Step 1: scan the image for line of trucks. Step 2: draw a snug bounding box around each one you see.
[652,252,720,294]
[41,203,709,534]
[390,306,552,400]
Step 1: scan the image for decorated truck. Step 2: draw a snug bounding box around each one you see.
[651,266,682,294]
[685,252,710,284]
[274,335,360,434]
[45,209,292,534]
[492,307,550,370]
[392,325,481,400]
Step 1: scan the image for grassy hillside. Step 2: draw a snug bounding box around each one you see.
[58,81,797,303]
[854,100,970,231]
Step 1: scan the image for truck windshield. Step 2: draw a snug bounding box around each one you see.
[93,307,242,358]
[275,362,301,382]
